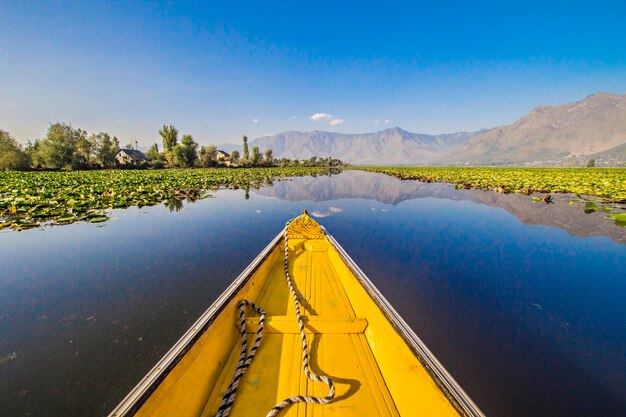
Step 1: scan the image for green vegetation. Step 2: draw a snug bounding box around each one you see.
[0,130,30,170]
[242,135,249,161]
[606,212,626,227]
[355,167,626,202]
[1,123,345,171]
[0,167,335,231]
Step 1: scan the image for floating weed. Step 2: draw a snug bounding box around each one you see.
[584,202,599,213]
[0,168,335,231]
[606,212,626,227]
[357,167,626,202]
[357,167,626,227]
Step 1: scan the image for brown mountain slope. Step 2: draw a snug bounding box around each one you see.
[246,128,483,165]
[441,92,626,165]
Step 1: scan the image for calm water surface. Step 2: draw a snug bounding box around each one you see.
[1,171,625,417]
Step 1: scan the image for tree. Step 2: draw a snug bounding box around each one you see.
[160,125,178,165]
[145,143,160,162]
[30,123,88,169]
[230,150,240,164]
[200,145,217,167]
[587,159,596,168]
[159,125,178,150]
[76,135,94,167]
[264,148,273,165]
[242,135,249,161]
[250,146,261,165]
[0,130,29,170]
[171,145,185,167]
[179,134,198,167]
[91,132,119,168]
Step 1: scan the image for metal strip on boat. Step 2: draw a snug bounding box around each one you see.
[324,229,486,417]
[108,228,285,417]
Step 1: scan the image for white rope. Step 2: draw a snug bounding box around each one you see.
[216,218,335,417]
[215,300,266,417]
[266,219,335,416]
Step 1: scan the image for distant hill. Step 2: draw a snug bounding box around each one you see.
[587,143,626,166]
[440,92,626,166]
[217,92,626,166]
[245,128,482,165]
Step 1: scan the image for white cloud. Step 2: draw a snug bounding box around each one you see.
[290,115,297,119]
[384,119,391,124]
[252,118,259,124]
[310,113,333,121]
[330,118,344,126]
[329,207,342,213]
[373,120,379,125]
[311,210,331,218]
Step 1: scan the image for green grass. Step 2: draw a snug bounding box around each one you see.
[0,167,334,230]
[354,167,626,202]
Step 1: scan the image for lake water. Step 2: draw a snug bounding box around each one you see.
[1,170,625,417]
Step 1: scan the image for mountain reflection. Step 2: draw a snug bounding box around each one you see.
[253,170,626,244]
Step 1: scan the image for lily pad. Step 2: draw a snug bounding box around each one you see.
[606,212,626,222]
[87,216,108,223]
[584,202,599,213]
[0,168,335,231]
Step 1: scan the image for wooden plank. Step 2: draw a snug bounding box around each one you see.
[244,316,368,334]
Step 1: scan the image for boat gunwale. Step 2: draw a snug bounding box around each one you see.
[109,222,486,417]
[107,228,285,417]
[324,228,486,417]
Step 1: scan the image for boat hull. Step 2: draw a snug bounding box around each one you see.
[109,213,484,417]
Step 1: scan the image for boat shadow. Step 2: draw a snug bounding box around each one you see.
[286,250,319,316]
[308,334,361,402]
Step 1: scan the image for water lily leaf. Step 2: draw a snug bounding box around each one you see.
[87,216,108,223]
[606,212,626,222]
[57,215,76,223]
[584,202,599,213]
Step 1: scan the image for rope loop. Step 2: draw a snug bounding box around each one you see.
[215,300,266,417]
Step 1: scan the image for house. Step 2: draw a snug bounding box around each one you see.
[216,150,232,166]
[115,149,150,166]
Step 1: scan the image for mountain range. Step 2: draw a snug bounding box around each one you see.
[221,92,626,166]
[441,92,626,166]
[218,129,483,165]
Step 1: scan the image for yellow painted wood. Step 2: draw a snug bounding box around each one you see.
[244,316,368,334]
[131,212,462,417]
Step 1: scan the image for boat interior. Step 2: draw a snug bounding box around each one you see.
[122,214,466,417]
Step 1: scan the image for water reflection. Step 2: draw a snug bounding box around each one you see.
[253,170,626,244]
[164,196,185,212]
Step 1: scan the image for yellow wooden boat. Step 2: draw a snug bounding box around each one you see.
[109,211,484,417]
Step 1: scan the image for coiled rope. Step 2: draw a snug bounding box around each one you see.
[216,218,335,417]
[215,300,266,417]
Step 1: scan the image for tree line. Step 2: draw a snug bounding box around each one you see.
[0,123,345,171]
[1,124,119,170]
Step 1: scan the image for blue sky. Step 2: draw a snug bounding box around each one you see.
[1,1,626,146]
